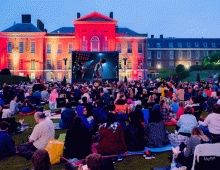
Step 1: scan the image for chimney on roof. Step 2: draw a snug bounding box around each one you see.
[77,12,81,19]
[37,19,44,32]
[160,34,163,39]
[110,12,113,19]
[22,14,31,23]
[151,35,154,38]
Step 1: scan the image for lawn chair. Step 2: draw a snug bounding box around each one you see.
[192,143,220,170]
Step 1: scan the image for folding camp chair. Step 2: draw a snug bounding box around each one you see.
[192,143,220,170]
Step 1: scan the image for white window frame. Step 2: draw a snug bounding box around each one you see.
[47,43,51,54]
[127,43,132,54]
[31,59,35,70]
[57,43,62,54]
[117,43,121,53]
[148,43,150,48]
[19,42,24,54]
[68,59,72,69]
[138,43,143,54]
[212,43,216,48]
[169,42,173,48]
[157,51,161,59]
[47,60,51,70]
[147,51,151,59]
[195,42,199,48]
[204,50,209,56]
[68,43,73,54]
[178,51,183,60]
[7,59,12,70]
[187,51,191,59]
[186,42,191,48]
[178,42,182,48]
[203,42,208,48]
[7,42,12,54]
[31,42,35,54]
[127,59,132,69]
[148,62,151,67]
[57,59,62,70]
[169,61,174,66]
[170,51,174,59]
[195,51,200,59]
[156,43,161,48]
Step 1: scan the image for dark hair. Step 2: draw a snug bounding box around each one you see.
[184,87,189,93]
[82,97,87,103]
[0,121,8,130]
[86,153,103,170]
[129,111,143,126]
[148,107,163,123]
[106,113,115,128]
[184,107,193,115]
[191,96,196,103]
[212,104,220,114]
[32,149,51,170]
[107,104,115,112]
[71,116,82,130]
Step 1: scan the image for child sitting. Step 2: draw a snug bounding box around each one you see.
[2,105,11,118]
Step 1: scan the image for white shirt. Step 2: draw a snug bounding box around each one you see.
[199,113,220,134]
[29,118,55,149]
[2,109,11,118]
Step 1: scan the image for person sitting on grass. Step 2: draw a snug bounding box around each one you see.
[59,102,76,129]
[176,101,185,120]
[170,97,179,114]
[1,105,11,118]
[0,121,16,159]
[32,149,51,170]
[16,112,54,160]
[20,99,35,113]
[10,95,19,115]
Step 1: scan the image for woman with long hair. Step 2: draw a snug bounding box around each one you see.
[147,95,155,103]
[175,127,209,169]
[64,116,92,159]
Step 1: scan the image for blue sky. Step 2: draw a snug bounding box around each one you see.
[0,0,219,38]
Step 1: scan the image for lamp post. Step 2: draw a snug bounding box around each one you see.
[63,58,68,79]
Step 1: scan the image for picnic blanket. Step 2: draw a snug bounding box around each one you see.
[53,123,62,130]
[18,110,36,116]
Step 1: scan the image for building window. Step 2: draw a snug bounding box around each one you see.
[7,59,12,70]
[148,62,151,67]
[127,43,132,53]
[119,60,122,69]
[156,43,161,48]
[127,72,131,78]
[138,43,143,53]
[68,59,72,69]
[148,43,150,48]
[187,61,191,67]
[178,51,183,60]
[103,41,108,51]
[31,59,35,70]
[186,42,190,48]
[169,61,174,66]
[138,60,143,69]
[47,43,51,54]
[203,42,208,48]
[157,51,161,59]
[170,51,174,59]
[116,43,121,53]
[195,51,200,59]
[91,36,99,52]
[57,43,62,54]
[187,51,191,59]
[31,73,35,80]
[57,60,62,70]
[19,42,24,53]
[47,60,51,70]
[147,51,151,59]
[31,42,35,54]
[127,60,132,69]
[212,43,216,48]
[7,42,12,54]
[82,40,87,51]
[204,50,209,56]
[195,42,199,48]
[69,43,73,54]
[178,42,182,48]
[157,61,161,68]
[19,59,23,70]
[169,42,173,48]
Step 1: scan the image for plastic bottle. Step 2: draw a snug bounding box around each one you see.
[171,154,176,170]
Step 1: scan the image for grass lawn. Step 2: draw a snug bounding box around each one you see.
[0,104,209,170]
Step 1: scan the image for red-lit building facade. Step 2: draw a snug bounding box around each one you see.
[0,12,148,82]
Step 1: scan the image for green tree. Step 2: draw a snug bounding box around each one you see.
[124,76,127,83]
[0,68,11,75]
[176,64,185,73]
[62,76,67,87]
[26,74,30,82]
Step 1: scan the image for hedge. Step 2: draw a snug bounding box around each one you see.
[160,70,189,81]
[190,64,220,71]
[0,75,29,86]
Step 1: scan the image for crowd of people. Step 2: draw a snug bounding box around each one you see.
[0,78,220,169]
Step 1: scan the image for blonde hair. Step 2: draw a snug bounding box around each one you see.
[211,92,217,98]
[128,88,134,98]
[148,95,155,103]
[191,127,209,142]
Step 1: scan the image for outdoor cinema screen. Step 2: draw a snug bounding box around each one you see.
[72,51,119,82]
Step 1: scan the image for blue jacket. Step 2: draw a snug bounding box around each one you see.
[60,108,76,129]
[92,106,107,124]
[0,131,15,158]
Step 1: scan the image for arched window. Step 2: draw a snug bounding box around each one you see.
[91,36,100,52]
